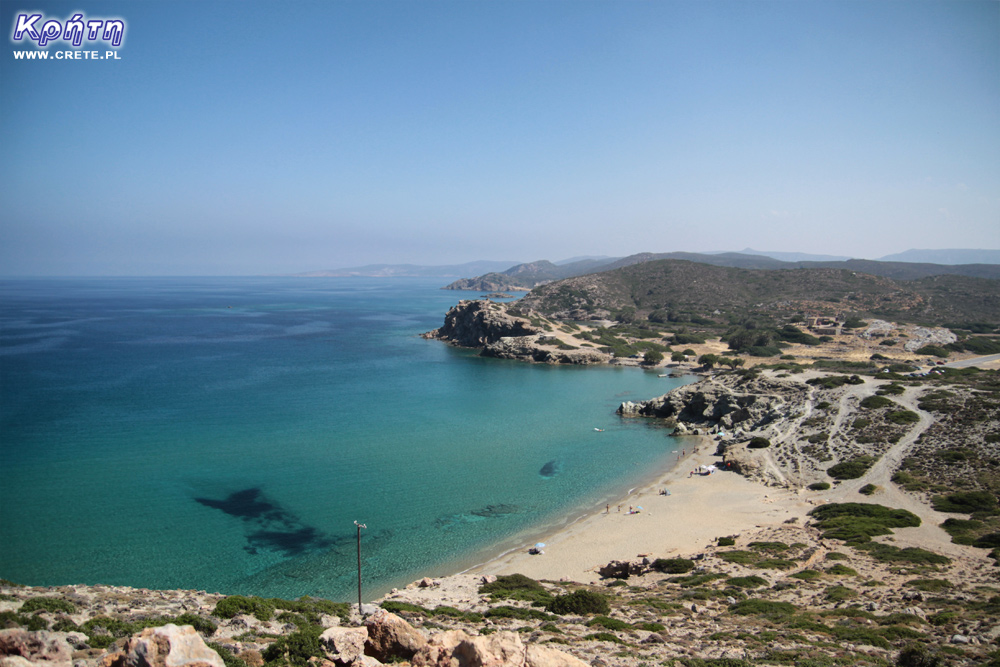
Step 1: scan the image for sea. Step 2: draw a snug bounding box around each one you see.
[0,277,692,601]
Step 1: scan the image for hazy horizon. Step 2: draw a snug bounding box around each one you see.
[2,1,998,276]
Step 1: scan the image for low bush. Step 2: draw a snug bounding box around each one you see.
[827,456,877,480]
[931,491,998,515]
[727,576,768,589]
[859,484,878,496]
[261,625,324,667]
[887,410,920,424]
[748,437,771,449]
[380,601,428,616]
[825,585,857,602]
[214,596,274,622]
[484,606,553,621]
[859,395,895,410]
[789,570,821,580]
[546,590,610,616]
[586,615,630,630]
[808,503,920,542]
[729,599,797,619]
[827,564,857,576]
[19,597,76,615]
[717,536,736,547]
[807,482,831,491]
[651,558,695,574]
[479,574,552,605]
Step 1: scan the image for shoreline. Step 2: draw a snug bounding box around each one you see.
[467,433,813,584]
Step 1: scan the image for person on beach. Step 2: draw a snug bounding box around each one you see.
[606,504,609,514]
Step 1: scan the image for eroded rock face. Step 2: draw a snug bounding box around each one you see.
[100,625,224,667]
[0,629,74,667]
[618,376,800,431]
[411,630,587,667]
[481,337,608,365]
[363,610,426,662]
[424,301,539,347]
[319,627,367,665]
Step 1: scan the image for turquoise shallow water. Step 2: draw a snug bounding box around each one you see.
[0,278,690,600]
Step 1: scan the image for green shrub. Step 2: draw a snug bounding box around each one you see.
[634,621,666,632]
[214,596,274,622]
[546,590,610,616]
[582,631,624,644]
[748,437,771,449]
[827,564,857,576]
[808,482,831,491]
[261,625,324,667]
[586,615,630,630]
[887,410,920,425]
[936,449,969,463]
[808,503,920,542]
[753,558,796,570]
[896,644,944,667]
[973,533,1000,549]
[727,576,767,589]
[916,345,949,358]
[859,484,878,496]
[789,570,821,580]
[854,543,950,565]
[718,550,757,565]
[748,541,788,552]
[906,579,951,592]
[860,395,895,409]
[717,536,736,547]
[877,383,905,395]
[651,558,695,574]
[19,597,76,615]
[825,585,857,602]
[479,574,552,604]
[730,599,797,618]
[931,491,998,514]
[827,456,877,480]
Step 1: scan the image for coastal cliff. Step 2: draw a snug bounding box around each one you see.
[423,300,609,365]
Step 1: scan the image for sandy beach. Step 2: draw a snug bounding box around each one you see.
[473,435,814,583]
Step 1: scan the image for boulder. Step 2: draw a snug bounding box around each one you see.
[0,629,73,667]
[363,610,426,662]
[99,625,224,667]
[411,630,587,667]
[319,627,367,665]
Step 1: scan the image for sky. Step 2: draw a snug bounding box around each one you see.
[1,0,998,276]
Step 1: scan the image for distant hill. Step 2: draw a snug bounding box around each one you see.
[732,248,853,262]
[294,261,518,278]
[877,249,1000,265]
[444,251,1000,291]
[514,259,1000,326]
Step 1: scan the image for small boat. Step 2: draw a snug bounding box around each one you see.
[594,428,604,432]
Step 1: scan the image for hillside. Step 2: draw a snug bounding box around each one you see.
[513,259,1000,327]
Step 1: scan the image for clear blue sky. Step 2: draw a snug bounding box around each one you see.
[2,0,998,275]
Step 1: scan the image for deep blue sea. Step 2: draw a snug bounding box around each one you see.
[0,278,690,601]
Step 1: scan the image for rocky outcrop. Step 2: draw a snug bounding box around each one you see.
[100,625,224,667]
[0,630,74,667]
[363,610,427,662]
[411,630,588,667]
[423,300,539,347]
[319,626,368,665]
[482,337,608,365]
[618,376,801,431]
[424,301,609,365]
[903,326,957,352]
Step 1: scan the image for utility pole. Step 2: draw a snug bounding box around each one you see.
[354,521,366,615]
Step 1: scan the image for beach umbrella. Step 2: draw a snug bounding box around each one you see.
[534,542,546,548]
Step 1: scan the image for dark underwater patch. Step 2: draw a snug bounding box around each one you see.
[539,459,559,478]
[195,487,332,557]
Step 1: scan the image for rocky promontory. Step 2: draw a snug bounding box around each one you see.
[423,300,610,365]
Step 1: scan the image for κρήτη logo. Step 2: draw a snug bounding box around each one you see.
[11,12,126,48]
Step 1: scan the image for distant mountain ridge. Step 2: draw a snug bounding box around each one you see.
[876,249,1000,265]
[293,260,517,278]
[443,250,1000,291]
[516,259,1000,326]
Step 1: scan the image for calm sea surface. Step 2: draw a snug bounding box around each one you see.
[0,278,691,600]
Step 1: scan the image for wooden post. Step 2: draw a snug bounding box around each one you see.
[354,521,366,614]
